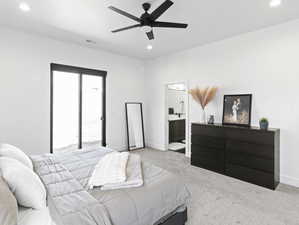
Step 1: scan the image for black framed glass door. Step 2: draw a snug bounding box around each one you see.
[50,63,107,153]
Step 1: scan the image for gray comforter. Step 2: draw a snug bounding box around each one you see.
[31,147,190,225]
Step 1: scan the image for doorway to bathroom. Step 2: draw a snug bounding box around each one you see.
[165,81,190,157]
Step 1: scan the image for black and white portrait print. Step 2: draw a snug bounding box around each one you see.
[222,94,252,126]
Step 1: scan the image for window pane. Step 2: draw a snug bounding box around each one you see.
[82,75,103,149]
[53,71,79,152]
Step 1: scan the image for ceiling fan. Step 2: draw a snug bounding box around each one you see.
[108,0,188,40]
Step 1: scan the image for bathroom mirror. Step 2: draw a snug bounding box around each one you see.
[125,102,145,151]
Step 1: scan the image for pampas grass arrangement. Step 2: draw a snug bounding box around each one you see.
[189,86,218,122]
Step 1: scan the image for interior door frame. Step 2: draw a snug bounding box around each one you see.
[50,63,107,153]
[164,81,190,158]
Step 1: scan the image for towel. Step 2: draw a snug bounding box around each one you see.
[101,154,143,190]
[88,151,129,189]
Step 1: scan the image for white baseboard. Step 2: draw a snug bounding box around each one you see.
[146,142,166,151]
[280,175,299,187]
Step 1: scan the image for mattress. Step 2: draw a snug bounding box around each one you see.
[31,147,190,225]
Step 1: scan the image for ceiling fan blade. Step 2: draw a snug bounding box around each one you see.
[108,6,141,22]
[152,21,188,28]
[150,0,174,21]
[112,24,141,33]
[146,30,154,40]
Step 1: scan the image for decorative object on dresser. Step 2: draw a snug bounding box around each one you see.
[222,94,252,127]
[191,123,280,190]
[189,86,218,123]
[259,118,269,130]
[207,115,215,124]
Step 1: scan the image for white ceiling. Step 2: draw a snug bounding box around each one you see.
[1,0,299,59]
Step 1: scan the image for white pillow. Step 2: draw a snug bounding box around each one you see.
[0,144,33,170]
[0,176,18,225]
[0,157,46,210]
[88,152,129,189]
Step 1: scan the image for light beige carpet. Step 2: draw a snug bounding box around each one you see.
[136,148,299,225]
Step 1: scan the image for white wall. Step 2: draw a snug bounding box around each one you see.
[144,19,299,187]
[0,27,145,155]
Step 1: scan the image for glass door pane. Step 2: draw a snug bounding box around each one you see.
[82,75,103,149]
[53,71,79,152]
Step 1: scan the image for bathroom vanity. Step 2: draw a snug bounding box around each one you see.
[169,115,185,143]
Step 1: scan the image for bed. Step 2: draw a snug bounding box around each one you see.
[31,147,190,225]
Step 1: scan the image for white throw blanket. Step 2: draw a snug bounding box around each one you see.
[88,152,129,189]
[101,154,143,190]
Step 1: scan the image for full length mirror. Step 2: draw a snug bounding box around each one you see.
[125,103,145,151]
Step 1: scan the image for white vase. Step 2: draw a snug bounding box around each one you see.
[201,109,206,123]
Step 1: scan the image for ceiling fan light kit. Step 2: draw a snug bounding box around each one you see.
[109,0,188,40]
[141,25,152,33]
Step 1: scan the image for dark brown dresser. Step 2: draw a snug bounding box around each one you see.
[191,123,280,190]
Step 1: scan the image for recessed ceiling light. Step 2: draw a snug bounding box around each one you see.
[19,2,31,12]
[270,0,281,8]
[146,44,153,50]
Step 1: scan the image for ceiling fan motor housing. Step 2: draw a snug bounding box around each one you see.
[141,3,152,26]
[141,14,152,26]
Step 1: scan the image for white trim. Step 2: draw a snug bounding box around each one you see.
[280,175,299,187]
[146,142,166,151]
[164,81,190,158]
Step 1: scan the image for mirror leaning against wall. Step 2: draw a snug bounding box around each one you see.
[125,103,145,151]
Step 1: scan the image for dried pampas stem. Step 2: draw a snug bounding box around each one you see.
[189,86,218,110]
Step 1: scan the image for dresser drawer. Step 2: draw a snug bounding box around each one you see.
[226,151,274,173]
[226,164,274,189]
[192,135,225,149]
[191,154,224,173]
[192,124,224,138]
[226,128,274,145]
[226,140,274,159]
[192,145,224,158]
[191,145,225,174]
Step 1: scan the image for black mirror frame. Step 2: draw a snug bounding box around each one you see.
[125,102,145,151]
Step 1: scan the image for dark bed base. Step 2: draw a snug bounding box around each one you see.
[159,208,187,225]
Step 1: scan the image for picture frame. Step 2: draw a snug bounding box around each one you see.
[222,94,252,127]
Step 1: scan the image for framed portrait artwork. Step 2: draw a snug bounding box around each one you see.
[222,94,252,127]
